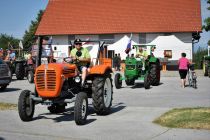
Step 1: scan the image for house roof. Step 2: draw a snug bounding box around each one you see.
[35,0,202,35]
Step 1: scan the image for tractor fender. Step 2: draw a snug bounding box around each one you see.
[149,57,159,64]
[89,65,112,75]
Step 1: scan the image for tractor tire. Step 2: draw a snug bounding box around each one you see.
[144,73,150,89]
[150,63,160,86]
[208,67,210,78]
[92,73,113,115]
[18,90,35,121]
[114,73,122,89]
[27,71,34,83]
[74,92,88,125]
[15,62,25,80]
[48,103,66,114]
[203,61,208,76]
[0,85,7,91]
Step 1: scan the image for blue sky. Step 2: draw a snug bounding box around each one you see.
[0,0,209,50]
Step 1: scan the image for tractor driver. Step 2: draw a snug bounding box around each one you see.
[70,39,91,87]
[136,46,148,70]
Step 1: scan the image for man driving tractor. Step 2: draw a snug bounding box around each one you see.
[136,46,148,70]
[70,39,91,87]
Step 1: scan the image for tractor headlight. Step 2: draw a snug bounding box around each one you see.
[75,76,81,83]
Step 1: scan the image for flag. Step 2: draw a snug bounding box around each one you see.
[19,40,23,49]
[125,38,131,54]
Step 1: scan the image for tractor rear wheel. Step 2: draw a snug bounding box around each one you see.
[74,92,88,125]
[114,73,122,89]
[144,73,151,89]
[27,71,34,83]
[18,90,35,121]
[150,63,160,86]
[203,61,209,76]
[92,73,113,115]
[15,62,25,80]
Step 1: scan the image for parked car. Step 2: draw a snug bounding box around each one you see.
[0,58,12,91]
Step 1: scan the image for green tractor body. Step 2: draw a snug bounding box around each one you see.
[115,44,160,89]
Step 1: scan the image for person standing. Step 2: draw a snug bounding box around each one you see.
[117,53,121,71]
[113,54,118,71]
[178,52,190,88]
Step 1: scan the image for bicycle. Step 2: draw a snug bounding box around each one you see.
[188,64,197,89]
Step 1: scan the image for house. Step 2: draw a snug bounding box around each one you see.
[35,0,202,69]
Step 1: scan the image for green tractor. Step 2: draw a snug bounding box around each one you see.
[114,45,160,89]
[203,46,210,77]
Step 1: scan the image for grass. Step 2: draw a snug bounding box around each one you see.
[153,107,210,130]
[0,102,17,110]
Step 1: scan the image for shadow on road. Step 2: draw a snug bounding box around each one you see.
[33,107,97,125]
[0,88,21,93]
[0,137,4,140]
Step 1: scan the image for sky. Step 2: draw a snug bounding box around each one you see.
[0,0,209,50]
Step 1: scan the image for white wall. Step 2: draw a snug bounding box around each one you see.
[51,36,69,62]
[147,33,192,60]
[51,33,193,61]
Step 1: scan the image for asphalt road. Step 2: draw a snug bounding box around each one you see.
[0,74,210,140]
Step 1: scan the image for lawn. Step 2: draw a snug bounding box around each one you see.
[153,107,210,130]
[0,102,17,110]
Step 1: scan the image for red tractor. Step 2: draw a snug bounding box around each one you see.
[18,37,113,125]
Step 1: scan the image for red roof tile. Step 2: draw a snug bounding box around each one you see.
[36,0,202,35]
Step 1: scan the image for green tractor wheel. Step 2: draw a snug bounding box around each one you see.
[114,73,122,89]
[144,73,150,89]
[150,63,160,86]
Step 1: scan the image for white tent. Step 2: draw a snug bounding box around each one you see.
[107,35,138,60]
[147,35,192,60]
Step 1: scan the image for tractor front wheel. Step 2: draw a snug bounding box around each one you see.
[150,63,160,86]
[74,92,88,125]
[27,71,34,83]
[144,73,151,89]
[15,63,25,80]
[18,90,35,121]
[114,73,122,89]
[92,73,113,115]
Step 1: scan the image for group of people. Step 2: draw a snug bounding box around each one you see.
[113,54,121,71]
[0,48,16,61]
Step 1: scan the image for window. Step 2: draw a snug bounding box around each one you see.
[139,33,146,44]
[99,34,114,44]
[164,50,172,58]
[68,35,75,45]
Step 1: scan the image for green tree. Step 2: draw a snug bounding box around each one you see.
[193,47,208,69]
[22,10,44,50]
[203,0,210,32]
[0,34,19,50]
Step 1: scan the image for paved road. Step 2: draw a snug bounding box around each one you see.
[0,75,210,140]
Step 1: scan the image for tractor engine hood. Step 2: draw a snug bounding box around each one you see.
[34,63,76,98]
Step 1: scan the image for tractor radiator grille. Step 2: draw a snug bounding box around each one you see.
[126,65,136,70]
[63,69,75,75]
[0,64,9,76]
[36,70,56,91]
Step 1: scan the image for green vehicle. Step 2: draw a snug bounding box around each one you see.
[114,45,160,89]
[203,46,210,77]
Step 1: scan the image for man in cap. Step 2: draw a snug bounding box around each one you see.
[136,46,148,70]
[70,39,91,87]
